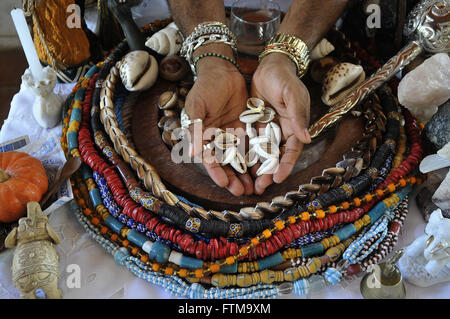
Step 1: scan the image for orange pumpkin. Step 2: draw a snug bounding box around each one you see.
[0,151,48,223]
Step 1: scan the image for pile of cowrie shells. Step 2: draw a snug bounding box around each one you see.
[240,98,281,176]
[200,98,281,176]
[157,87,190,147]
[205,129,247,174]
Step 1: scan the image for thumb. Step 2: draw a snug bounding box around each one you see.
[284,83,311,144]
[184,91,207,159]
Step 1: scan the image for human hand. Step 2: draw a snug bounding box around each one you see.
[184,44,253,196]
[250,52,312,194]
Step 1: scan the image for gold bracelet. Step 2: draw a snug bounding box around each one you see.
[259,33,311,79]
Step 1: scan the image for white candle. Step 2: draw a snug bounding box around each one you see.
[11,8,43,81]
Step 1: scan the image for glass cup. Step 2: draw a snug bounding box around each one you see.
[230,0,281,57]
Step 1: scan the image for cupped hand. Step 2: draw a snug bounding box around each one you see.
[250,52,312,195]
[184,44,253,196]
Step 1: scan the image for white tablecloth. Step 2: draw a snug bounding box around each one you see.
[1,0,448,299]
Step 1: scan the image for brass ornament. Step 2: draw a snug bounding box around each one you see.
[5,202,62,299]
[360,249,406,299]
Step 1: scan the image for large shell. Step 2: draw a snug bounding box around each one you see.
[322,62,366,106]
[119,50,158,92]
[145,22,183,56]
[310,38,335,60]
[310,56,339,84]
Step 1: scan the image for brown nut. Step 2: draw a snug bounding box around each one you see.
[159,56,190,82]
[178,87,189,98]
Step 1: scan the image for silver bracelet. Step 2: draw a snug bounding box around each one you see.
[180,21,238,77]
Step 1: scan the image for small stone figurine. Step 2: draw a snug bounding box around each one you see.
[398,209,450,287]
[5,202,62,299]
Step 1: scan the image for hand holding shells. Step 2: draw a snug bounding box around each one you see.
[238,98,281,177]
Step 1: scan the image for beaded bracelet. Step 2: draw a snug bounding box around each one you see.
[193,52,243,75]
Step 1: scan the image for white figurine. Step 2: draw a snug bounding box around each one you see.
[398,209,450,287]
[22,66,63,129]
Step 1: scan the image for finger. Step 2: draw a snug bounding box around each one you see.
[283,84,311,144]
[254,172,274,195]
[237,172,254,195]
[202,149,229,188]
[273,135,304,183]
[222,166,245,196]
[184,89,207,158]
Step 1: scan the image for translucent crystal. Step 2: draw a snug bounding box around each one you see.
[336,259,350,271]
[398,53,450,123]
[308,275,327,292]
[437,142,450,160]
[278,282,293,295]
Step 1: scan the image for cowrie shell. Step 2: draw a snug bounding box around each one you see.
[158,90,178,109]
[249,136,270,146]
[221,146,237,166]
[254,141,280,159]
[100,95,114,110]
[245,147,259,167]
[246,123,256,139]
[247,97,265,111]
[239,109,264,124]
[265,122,281,146]
[119,50,158,92]
[256,157,278,176]
[214,131,239,150]
[239,207,264,219]
[258,107,276,123]
[230,151,247,174]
